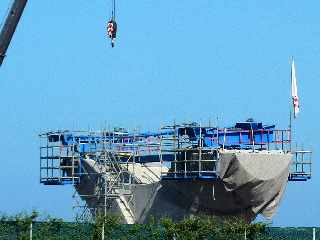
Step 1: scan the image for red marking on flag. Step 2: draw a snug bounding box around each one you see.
[293,96,299,107]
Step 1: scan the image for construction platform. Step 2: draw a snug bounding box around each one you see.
[39,121,312,222]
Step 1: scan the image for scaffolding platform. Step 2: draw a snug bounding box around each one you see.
[289,150,312,181]
[40,132,81,185]
[40,122,312,186]
[159,122,312,182]
[38,121,313,223]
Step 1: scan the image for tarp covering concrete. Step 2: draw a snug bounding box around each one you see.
[75,150,291,223]
[218,150,291,219]
[141,150,291,222]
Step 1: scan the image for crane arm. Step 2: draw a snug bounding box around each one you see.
[0,0,28,66]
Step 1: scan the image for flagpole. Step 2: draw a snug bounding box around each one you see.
[289,109,292,152]
[289,57,293,152]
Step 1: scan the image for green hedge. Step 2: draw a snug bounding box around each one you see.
[0,212,318,240]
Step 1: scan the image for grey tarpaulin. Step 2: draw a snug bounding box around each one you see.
[76,150,291,223]
[218,150,291,219]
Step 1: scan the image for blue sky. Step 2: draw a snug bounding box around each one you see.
[0,0,319,226]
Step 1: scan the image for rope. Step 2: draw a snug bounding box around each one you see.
[111,0,116,21]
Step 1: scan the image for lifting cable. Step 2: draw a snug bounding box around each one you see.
[111,0,116,21]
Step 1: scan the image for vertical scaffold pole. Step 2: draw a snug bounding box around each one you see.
[39,136,42,183]
[222,128,226,150]
[59,134,62,181]
[252,129,255,152]
[46,134,49,181]
[289,110,292,152]
[173,121,177,178]
[160,125,163,178]
[313,228,316,240]
[101,222,105,240]
[184,128,187,178]
[199,122,202,176]
[29,221,32,240]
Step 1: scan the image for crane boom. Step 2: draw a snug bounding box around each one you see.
[0,0,28,67]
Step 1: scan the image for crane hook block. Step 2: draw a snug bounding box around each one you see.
[107,20,117,48]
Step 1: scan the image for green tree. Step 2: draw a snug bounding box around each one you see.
[92,214,121,240]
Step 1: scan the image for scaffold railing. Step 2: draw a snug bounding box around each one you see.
[39,132,81,185]
[39,121,313,223]
[159,122,310,182]
[40,128,163,222]
[160,123,219,181]
[39,129,163,185]
[289,150,312,181]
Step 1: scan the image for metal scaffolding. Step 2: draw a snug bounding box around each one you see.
[160,123,219,180]
[39,121,313,222]
[40,129,137,222]
[289,150,312,181]
[40,132,81,185]
[159,122,311,182]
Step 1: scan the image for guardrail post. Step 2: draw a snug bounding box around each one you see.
[313,227,315,240]
[29,221,32,240]
[102,222,105,240]
[251,129,255,152]
[281,131,284,151]
[267,130,270,151]
[222,128,226,150]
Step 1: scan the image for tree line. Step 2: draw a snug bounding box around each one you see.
[0,211,275,240]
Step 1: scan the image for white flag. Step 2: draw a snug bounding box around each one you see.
[291,59,299,118]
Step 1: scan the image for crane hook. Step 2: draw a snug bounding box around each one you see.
[107,0,117,48]
[107,19,117,48]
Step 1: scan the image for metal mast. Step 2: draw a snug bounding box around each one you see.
[0,0,28,66]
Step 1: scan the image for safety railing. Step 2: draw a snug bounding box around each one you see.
[159,124,294,181]
[289,150,312,181]
[160,124,219,181]
[206,128,291,151]
[161,151,219,180]
[39,132,81,185]
[40,126,310,184]
[39,130,164,185]
[60,131,162,161]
